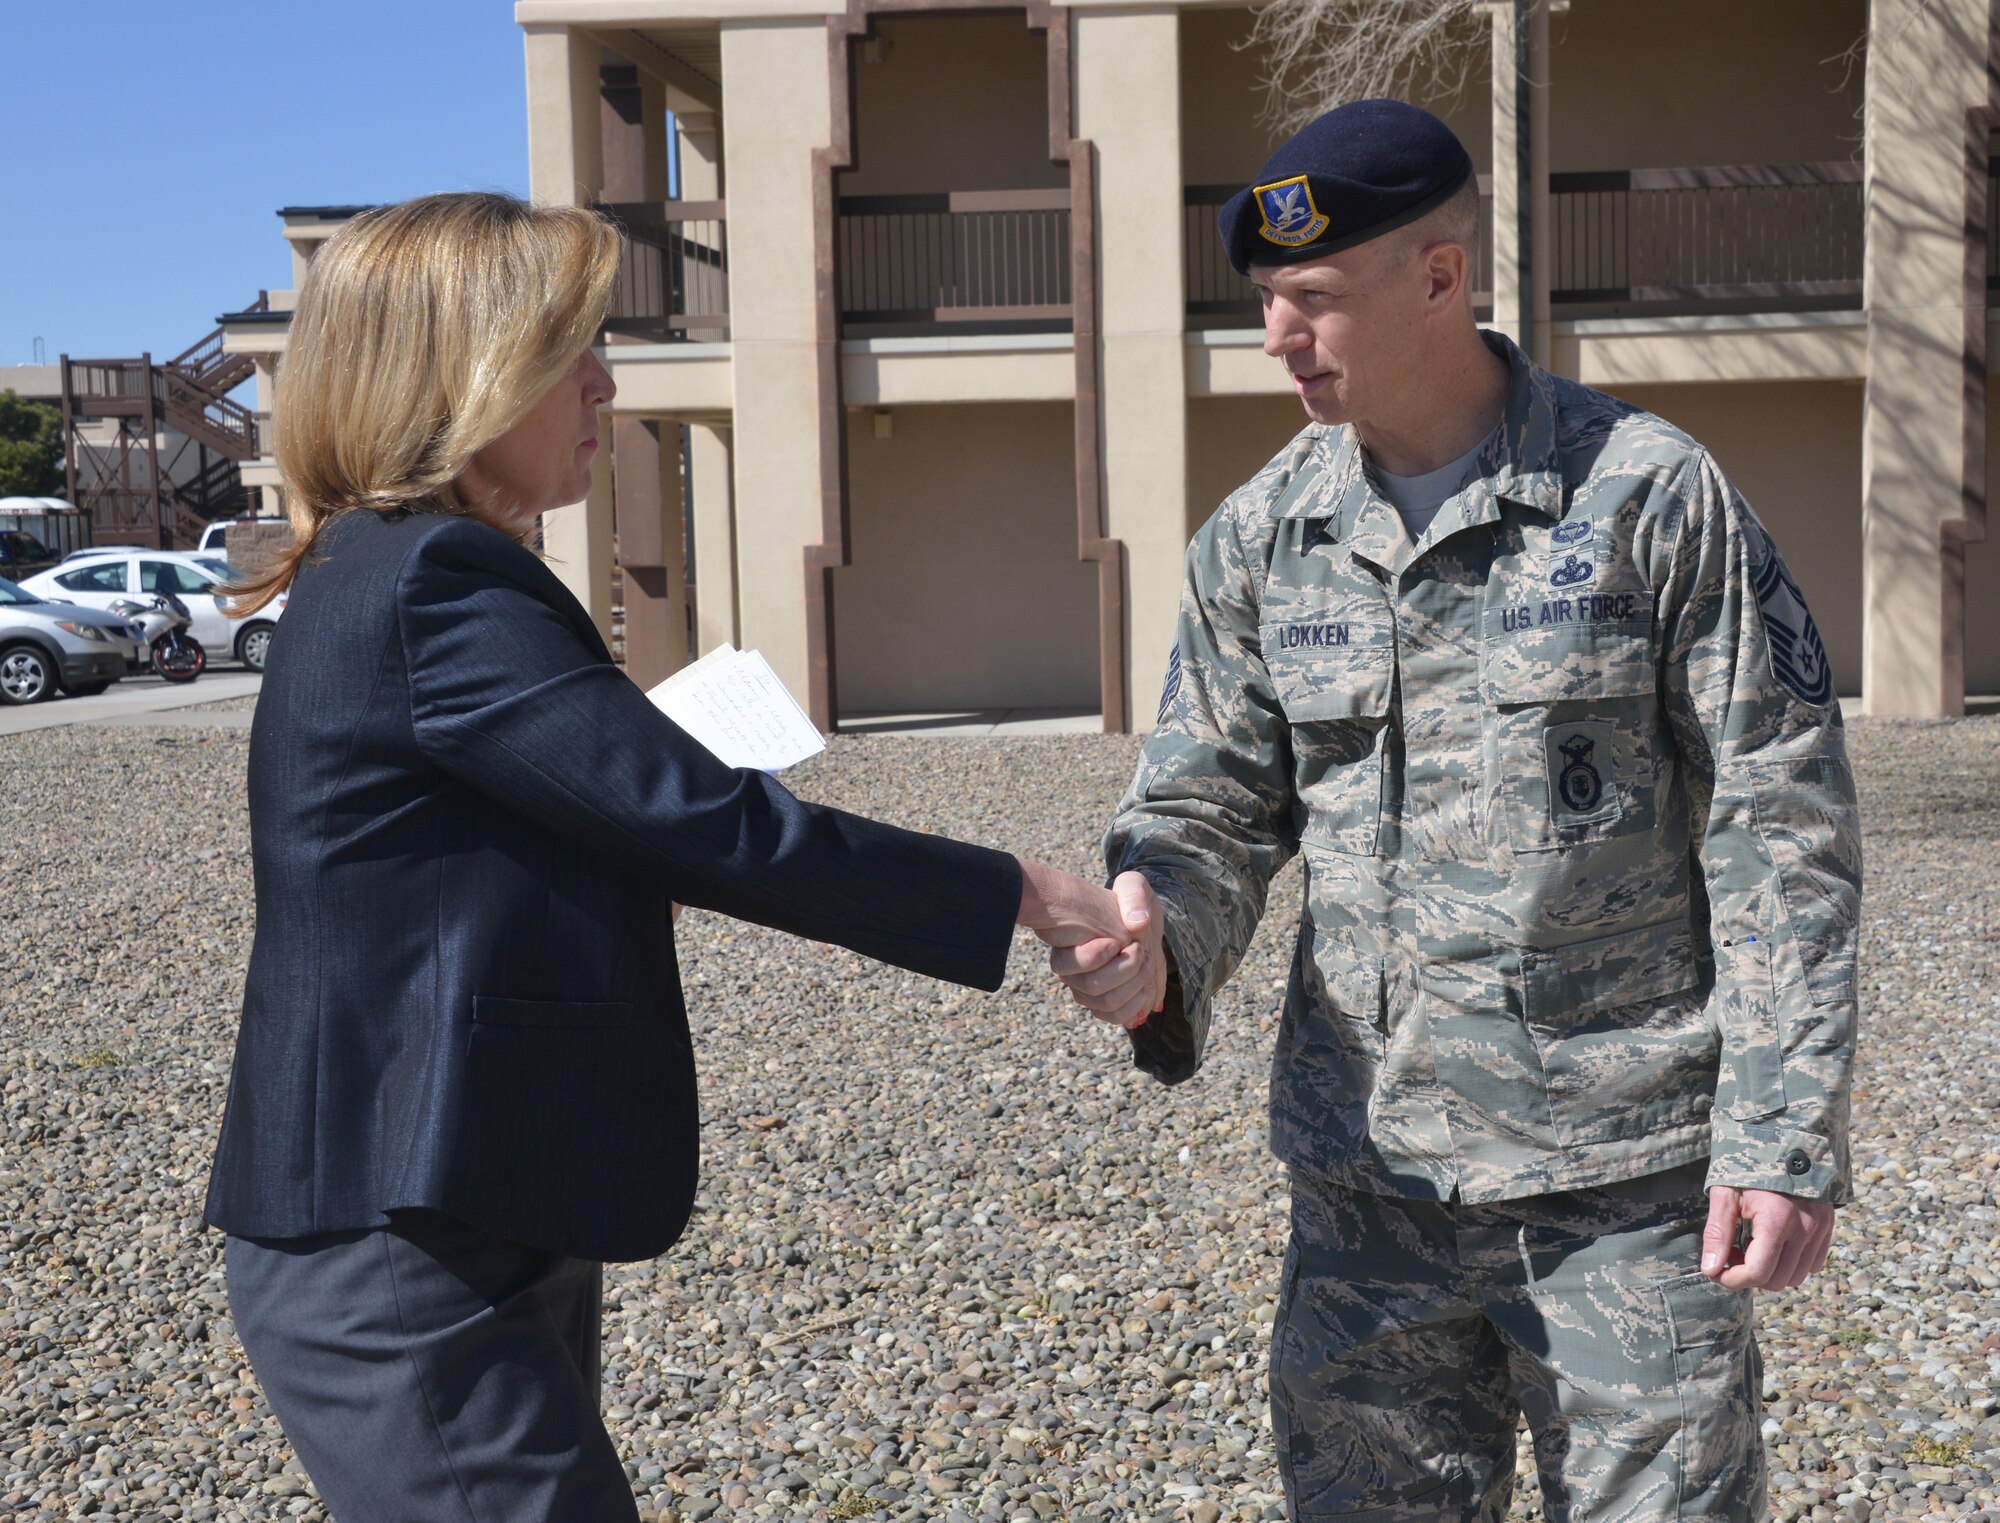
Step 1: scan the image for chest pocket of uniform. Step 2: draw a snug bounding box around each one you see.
[1262,618,1393,857]
[1480,609,1660,855]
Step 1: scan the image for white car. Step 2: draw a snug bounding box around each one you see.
[19,550,286,671]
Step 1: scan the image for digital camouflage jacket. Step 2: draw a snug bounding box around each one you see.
[1108,332,1861,1204]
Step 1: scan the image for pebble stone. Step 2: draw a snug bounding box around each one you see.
[0,712,1995,1521]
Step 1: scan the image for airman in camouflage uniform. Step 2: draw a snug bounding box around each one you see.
[1056,102,1860,1521]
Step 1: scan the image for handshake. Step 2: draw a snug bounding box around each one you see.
[1015,860,1167,1029]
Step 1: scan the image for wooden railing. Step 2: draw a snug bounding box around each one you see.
[64,358,257,458]
[156,368,259,459]
[169,295,263,396]
[1549,162,1862,314]
[1183,182,1493,326]
[836,189,1071,328]
[601,200,730,341]
[64,359,151,403]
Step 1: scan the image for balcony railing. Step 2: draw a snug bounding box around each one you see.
[601,200,730,342]
[1186,165,1861,323]
[1549,162,1862,315]
[837,189,1071,329]
[1184,182,1495,327]
[600,164,1873,345]
[64,360,151,404]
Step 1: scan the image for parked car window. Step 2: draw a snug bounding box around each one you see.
[55,562,129,593]
[195,557,244,581]
[140,561,217,595]
[1,532,49,561]
[0,577,36,605]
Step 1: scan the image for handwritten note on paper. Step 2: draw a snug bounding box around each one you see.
[646,644,826,773]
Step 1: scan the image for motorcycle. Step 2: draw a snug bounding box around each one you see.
[108,592,207,682]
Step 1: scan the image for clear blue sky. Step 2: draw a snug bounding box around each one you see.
[1,1,529,366]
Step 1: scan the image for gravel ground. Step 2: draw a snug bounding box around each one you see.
[1,716,1995,1523]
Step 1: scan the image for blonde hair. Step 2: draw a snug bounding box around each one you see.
[230,192,619,612]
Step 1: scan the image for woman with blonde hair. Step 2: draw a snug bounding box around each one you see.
[203,192,1151,1522]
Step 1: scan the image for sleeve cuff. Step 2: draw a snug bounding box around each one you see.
[1706,1117,1849,1204]
[1128,964,1199,1084]
[1111,865,1219,1086]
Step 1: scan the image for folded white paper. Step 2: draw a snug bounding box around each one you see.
[645,644,826,773]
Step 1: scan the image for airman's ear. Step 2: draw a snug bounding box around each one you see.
[1422,239,1468,309]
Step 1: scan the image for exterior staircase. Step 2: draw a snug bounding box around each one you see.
[60,295,267,550]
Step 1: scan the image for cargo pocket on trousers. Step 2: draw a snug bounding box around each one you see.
[1264,621,1394,857]
[1660,1271,1764,1518]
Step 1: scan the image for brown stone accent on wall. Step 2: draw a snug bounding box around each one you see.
[806,0,1126,732]
[1943,3,2000,716]
[225,520,295,585]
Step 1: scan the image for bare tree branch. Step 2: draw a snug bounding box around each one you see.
[1241,0,1498,135]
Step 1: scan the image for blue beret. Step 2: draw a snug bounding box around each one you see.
[1218,100,1475,276]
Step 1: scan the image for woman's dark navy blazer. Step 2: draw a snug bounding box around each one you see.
[203,508,1022,1263]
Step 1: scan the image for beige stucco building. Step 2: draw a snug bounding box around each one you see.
[229,0,2000,724]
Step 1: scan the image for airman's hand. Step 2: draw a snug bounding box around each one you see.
[1701,1187,1836,1290]
[1046,871,1165,1031]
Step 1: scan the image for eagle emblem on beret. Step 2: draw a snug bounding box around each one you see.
[1255,175,1331,248]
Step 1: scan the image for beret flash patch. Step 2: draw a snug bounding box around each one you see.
[1255,175,1331,248]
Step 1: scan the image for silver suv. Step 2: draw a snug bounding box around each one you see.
[0,576,143,704]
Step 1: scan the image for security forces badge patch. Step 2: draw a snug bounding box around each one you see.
[1544,721,1617,827]
[1745,514,1833,706]
[1255,175,1332,248]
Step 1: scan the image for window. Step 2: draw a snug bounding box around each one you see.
[55,561,129,593]
[2,533,48,561]
[141,561,217,595]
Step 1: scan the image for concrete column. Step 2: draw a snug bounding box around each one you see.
[1076,8,1186,729]
[253,355,278,455]
[1860,0,1991,716]
[677,109,723,200]
[719,20,836,710]
[525,25,605,203]
[524,24,615,642]
[689,422,738,654]
[613,418,690,689]
[1488,0,1550,365]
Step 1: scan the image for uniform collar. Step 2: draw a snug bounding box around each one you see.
[1281,330,1565,576]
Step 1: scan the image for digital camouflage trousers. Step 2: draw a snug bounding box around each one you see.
[1272,1161,1765,1522]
